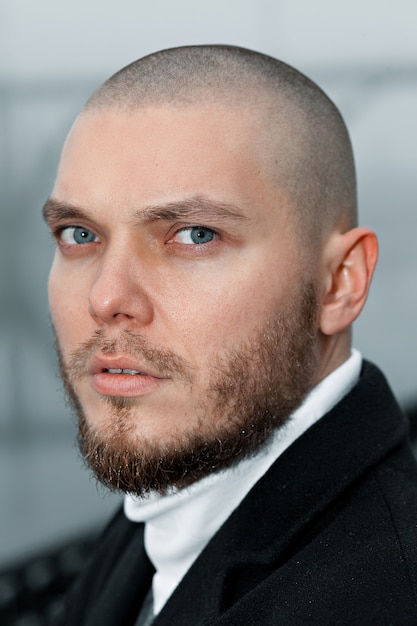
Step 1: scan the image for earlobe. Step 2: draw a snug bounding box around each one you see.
[319,227,378,336]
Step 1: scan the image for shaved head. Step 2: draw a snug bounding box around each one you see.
[85,45,357,245]
[48,45,378,496]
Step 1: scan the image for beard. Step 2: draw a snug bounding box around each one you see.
[57,280,318,496]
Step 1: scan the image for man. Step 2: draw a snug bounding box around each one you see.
[44,45,417,624]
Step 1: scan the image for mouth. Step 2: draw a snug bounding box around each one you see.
[89,354,164,378]
[104,368,147,375]
[88,356,167,397]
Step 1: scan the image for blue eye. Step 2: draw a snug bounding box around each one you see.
[60,226,98,245]
[175,226,216,245]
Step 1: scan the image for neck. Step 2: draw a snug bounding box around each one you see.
[314,329,351,385]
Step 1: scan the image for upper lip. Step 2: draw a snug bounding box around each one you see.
[88,355,165,379]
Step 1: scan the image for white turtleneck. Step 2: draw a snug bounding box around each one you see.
[124,349,362,617]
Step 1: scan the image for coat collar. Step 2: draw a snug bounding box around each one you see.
[153,361,408,625]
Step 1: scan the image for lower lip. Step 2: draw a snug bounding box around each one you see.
[91,372,164,397]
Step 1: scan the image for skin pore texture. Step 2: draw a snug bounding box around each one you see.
[45,46,378,496]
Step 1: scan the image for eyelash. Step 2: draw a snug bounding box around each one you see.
[171,225,218,246]
[53,224,220,252]
[54,225,99,246]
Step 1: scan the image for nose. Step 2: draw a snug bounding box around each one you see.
[88,250,154,327]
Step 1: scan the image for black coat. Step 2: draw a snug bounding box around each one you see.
[58,362,417,625]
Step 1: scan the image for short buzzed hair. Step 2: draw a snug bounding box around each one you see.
[85,45,357,244]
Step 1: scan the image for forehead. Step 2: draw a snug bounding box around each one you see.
[53,105,290,227]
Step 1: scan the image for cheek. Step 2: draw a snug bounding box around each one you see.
[48,263,62,326]
[48,261,89,352]
[164,240,302,369]
[162,263,281,363]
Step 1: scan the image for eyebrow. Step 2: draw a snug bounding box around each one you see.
[42,195,251,227]
[137,196,250,225]
[42,199,86,225]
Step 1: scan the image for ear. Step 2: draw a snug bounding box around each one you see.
[319,227,378,336]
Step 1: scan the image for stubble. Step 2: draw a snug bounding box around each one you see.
[57,281,318,496]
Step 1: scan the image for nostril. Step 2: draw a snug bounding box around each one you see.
[87,267,155,327]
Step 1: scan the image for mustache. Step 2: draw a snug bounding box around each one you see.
[62,329,193,384]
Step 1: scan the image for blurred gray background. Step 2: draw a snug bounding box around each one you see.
[1,0,416,567]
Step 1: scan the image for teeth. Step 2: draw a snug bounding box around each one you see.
[106,368,144,375]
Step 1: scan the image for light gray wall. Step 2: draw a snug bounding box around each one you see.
[1,0,416,565]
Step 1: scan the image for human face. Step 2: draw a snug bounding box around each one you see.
[46,105,318,493]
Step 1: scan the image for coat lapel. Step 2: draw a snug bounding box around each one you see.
[85,518,154,626]
[152,362,408,625]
